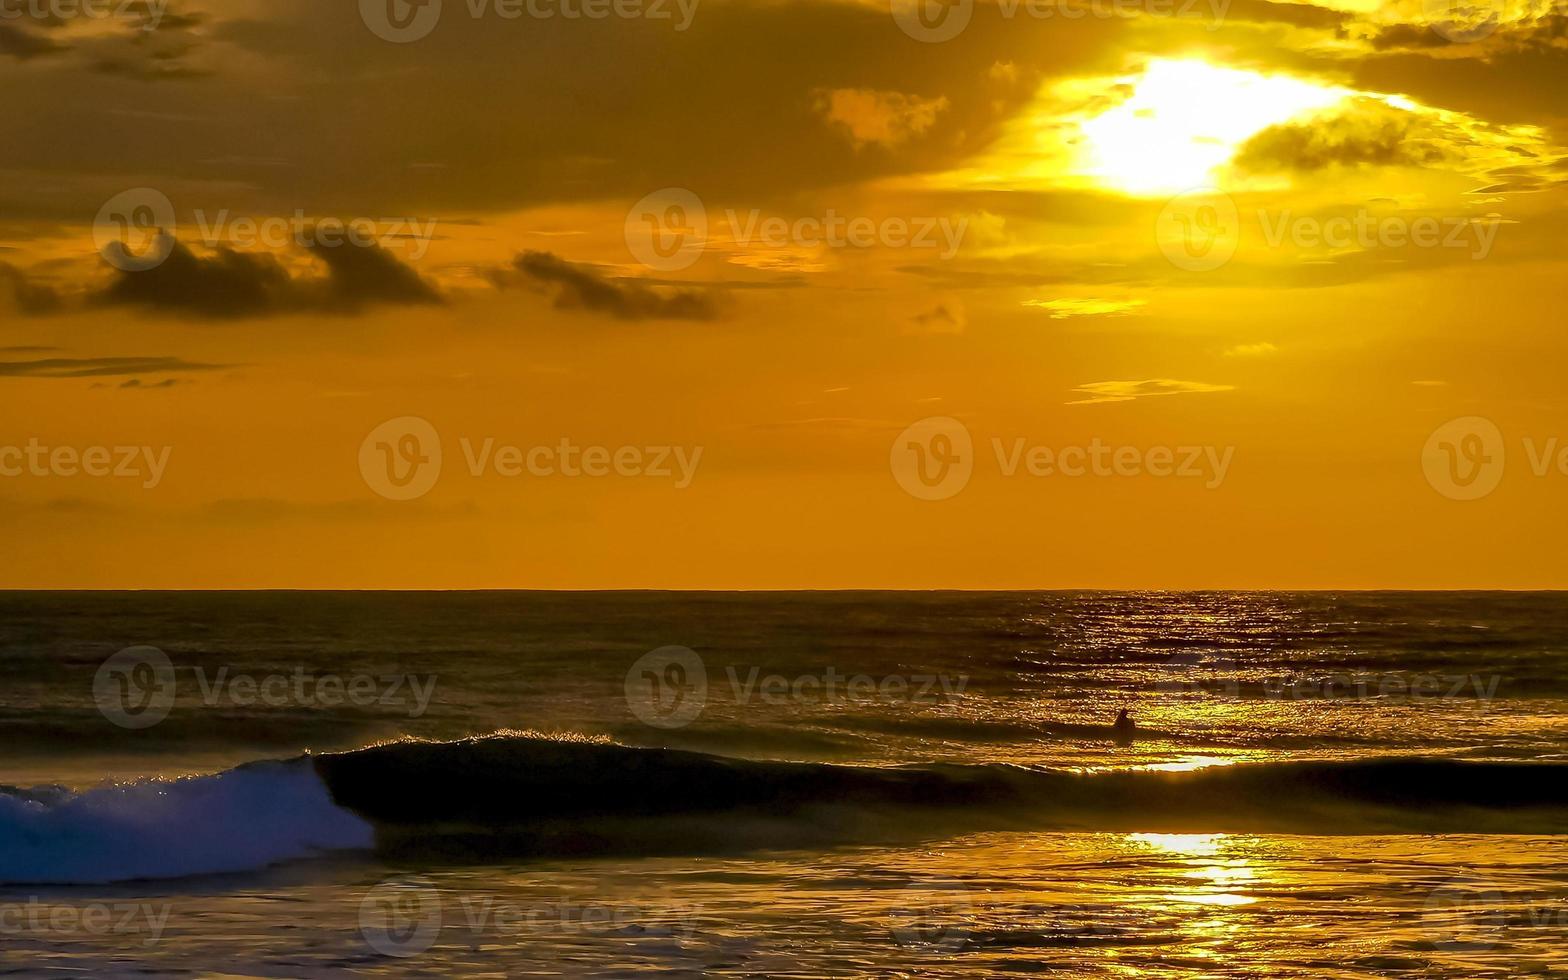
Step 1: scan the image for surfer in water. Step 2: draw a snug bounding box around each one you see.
[1112,708,1136,745]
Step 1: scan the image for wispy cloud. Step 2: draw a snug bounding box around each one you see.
[1023,298,1146,319]
[1068,379,1236,405]
[1224,342,1279,358]
[0,356,228,379]
[493,251,719,321]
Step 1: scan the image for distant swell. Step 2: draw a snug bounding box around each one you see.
[8,735,1567,883]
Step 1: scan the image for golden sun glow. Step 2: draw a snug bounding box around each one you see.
[1075,59,1351,195]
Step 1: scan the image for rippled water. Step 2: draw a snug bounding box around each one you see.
[2,591,1566,976]
[7,834,1566,977]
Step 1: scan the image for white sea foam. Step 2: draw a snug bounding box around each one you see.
[0,758,373,885]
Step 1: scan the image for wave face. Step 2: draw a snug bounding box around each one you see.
[312,736,1568,861]
[9,735,1567,883]
[0,758,373,885]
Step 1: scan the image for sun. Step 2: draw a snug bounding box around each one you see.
[906,57,1363,199]
[1075,59,1353,195]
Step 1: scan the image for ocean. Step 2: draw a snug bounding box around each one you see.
[2,591,1566,976]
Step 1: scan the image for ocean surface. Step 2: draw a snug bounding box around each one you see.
[2,591,1567,977]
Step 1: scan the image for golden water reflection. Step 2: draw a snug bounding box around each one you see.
[1130,832,1261,908]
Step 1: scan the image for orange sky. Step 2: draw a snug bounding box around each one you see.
[1,0,1565,588]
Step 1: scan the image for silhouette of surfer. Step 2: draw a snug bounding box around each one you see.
[1112,708,1136,745]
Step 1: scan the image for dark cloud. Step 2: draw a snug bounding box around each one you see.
[1235,99,1455,173]
[1364,23,1455,50]
[0,24,65,59]
[1365,12,1568,52]
[307,235,445,309]
[1,0,205,70]
[0,356,228,378]
[1225,0,1348,30]
[0,263,63,314]
[496,251,719,321]
[95,234,441,318]
[7,0,1104,218]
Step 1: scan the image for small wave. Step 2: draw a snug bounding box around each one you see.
[0,758,372,885]
[312,734,1568,860]
[10,735,1567,883]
